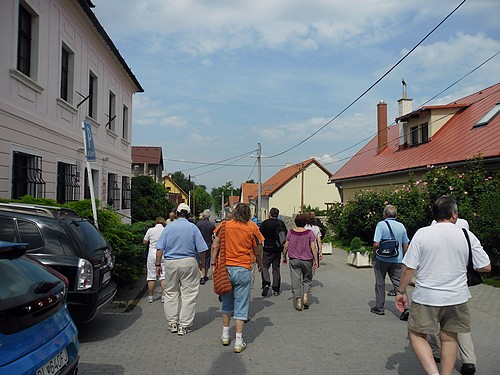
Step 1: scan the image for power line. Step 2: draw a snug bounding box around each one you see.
[264,0,468,159]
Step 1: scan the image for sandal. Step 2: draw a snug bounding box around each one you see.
[295,297,303,311]
[303,293,309,309]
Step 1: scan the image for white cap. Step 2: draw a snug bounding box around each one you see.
[177,203,191,213]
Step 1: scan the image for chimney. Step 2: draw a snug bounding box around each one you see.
[397,80,413,146]
[377,100,388,154]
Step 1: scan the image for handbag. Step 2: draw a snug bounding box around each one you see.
[376,221,399,258]
[462,228,482,287]
[213,221,233,295]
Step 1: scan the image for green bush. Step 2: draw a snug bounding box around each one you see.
[328,158,499,275]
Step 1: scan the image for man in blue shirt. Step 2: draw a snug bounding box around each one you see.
[371,204,409,320]
[156,203,208,335]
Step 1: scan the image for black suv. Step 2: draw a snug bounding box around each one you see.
[0,203,117,323]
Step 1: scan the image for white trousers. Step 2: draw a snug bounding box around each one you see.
[163,257,200,328]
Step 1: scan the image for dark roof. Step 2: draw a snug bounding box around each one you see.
[132,146,164,167]
[77,0,144,93]
[331,83,500,182]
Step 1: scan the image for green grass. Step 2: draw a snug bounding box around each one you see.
[482,273,500,288]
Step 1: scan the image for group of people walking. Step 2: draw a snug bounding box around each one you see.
[144,195,491,374]
[144,203,324,353]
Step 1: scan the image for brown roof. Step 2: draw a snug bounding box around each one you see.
[227,195,240,206]
[243,159,333,202]
[131,146,164,168]
[241,183,258,204]
[331,83,500,182]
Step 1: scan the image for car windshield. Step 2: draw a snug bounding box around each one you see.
[0,257,62,300]
[66,220,108,255]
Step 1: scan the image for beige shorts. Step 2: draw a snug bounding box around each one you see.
[408,301,470,335]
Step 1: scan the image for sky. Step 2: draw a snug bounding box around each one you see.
[92,0,500,191]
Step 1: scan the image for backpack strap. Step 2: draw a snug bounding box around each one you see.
[384,220,396,240]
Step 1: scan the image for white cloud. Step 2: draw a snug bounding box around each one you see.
[133,96,187,129]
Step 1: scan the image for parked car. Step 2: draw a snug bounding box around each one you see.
[0,240,79,375]
[0,203,117,323]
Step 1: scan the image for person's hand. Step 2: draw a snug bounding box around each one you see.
[282,256,287,264]
[395,293,407,313]
[156,265,161,277]
[319,252,323,261]
[257,263,262,273]
[313,260,318,270]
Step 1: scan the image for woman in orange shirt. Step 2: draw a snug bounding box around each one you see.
[212,203,263,353]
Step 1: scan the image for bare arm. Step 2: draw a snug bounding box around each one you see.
[282,240,289,264]
[395,265,415,312]
[143,239,148,245]
[211,236,220,266]
[253,242,263,272]
[477,264,491,273]
[310,241,318,269]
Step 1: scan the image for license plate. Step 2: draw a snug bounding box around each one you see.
[102,271,111,284]
[36,348,68,375]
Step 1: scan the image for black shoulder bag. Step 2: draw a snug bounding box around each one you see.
[462,228,482,287]
[376,221,399,258]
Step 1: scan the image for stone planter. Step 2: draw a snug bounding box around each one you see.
[322,242,332,255]
[347,251,372,268]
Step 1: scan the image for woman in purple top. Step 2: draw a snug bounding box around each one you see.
[282,213,318,311]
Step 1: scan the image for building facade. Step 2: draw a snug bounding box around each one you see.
[0,0,143,221]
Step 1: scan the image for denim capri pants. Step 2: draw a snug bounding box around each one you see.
[221,266,252,321]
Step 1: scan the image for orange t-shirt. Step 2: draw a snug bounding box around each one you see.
[214,220,264,269]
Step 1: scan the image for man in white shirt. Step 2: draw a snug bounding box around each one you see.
[396,196,491,375]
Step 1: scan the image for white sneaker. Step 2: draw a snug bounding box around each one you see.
[234,341,246,353]
[177,326,192,336]
[161,295,165,303]
[168,323,178,333]
[221,335,230,346]
[147,295,154,303]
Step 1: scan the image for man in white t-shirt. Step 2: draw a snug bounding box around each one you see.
[396,196,491,375]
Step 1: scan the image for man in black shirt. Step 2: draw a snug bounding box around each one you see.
[259,207,287,296]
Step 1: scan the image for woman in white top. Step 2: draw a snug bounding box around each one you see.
[143,216,166,302]
[305,212,323,263]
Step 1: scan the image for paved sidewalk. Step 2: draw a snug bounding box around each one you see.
[77,248,499,374]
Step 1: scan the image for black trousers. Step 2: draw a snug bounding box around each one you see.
[261,251,281,292]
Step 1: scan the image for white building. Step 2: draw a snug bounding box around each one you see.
[0,0,143,221]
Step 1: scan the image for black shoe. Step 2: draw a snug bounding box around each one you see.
[460,363,476,375]
[262,286,270,297]
[400,309,410,321]
[370,307,385,315]
[387,290,396,296]
[200,278,206,285]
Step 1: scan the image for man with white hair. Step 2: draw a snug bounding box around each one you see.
[196,209,216,285]
[156,203,208,335]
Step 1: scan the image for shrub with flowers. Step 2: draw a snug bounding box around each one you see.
[328,157,499,268]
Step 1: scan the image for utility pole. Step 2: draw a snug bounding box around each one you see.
[257,143,262,223]
[221,191,225,219]
[301,165,305,212]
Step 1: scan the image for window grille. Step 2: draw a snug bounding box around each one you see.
[121,176,131,209]
[107,173,120,209]
[12,151,46,199]
[57,162,80,203]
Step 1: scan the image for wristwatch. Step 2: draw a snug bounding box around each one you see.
[155,264,161,267]
[397,290,406,295]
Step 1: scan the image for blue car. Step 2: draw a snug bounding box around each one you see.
[0,241,79,375]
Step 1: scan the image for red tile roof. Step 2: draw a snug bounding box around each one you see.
[331,83,500,182]
[243,159,333,202]
[131,146,164,167]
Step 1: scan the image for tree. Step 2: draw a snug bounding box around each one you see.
[192,185,213,217]
[131,175,172,222]
[211,182,241,214]
[170,171,192,194]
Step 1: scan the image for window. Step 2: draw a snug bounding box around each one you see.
[12,151,46,199]
[17,4,32,76]
[122,105,129,140]
[88,71,97,118]
[108,91,116,131]
[56,162,80,204]
[107,173,120,209]
[474,103,500,128]
[60,44,74,103]
[17,219,44,250]
[121,176,131,209]
[409,123,429,146]
[0,218,16,243]
[83,168,98,200]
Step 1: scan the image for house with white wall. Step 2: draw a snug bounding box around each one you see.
[242,158,340,218]
[0,0,143,221]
